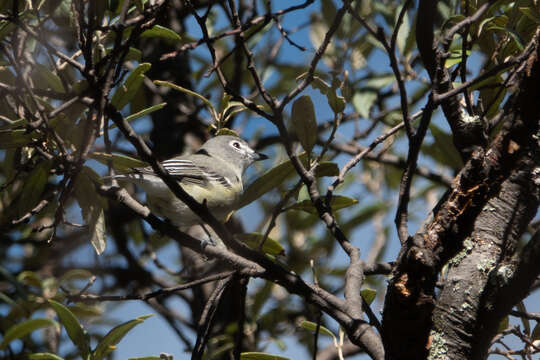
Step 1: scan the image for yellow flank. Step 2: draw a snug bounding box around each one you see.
[187,180,242,207]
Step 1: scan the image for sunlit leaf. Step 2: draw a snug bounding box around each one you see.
[361,288,377,305]
[395,5,410,55]
[327,90,346,114]
[0,318,59,349]
[353,90,377,118]
[68,303,104,318]
[48,300,90,358]
[365,74,395,88]
[299,321,336,339]
[141,25,181,41]
[92,314,154,360]
[310,21,329,50]
[105,103,167,131]
[111,63,151,110]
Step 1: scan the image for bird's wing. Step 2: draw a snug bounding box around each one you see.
[134,159,232,188]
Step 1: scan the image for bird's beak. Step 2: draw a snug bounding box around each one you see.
[252,152,268,161]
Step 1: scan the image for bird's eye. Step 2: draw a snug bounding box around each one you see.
[232,142,240,149]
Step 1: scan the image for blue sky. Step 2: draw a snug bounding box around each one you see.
[1,1,536,359]
[101,1,539,359]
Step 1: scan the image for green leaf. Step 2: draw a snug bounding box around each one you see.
[532,322,540,341]
[17,271,43,288]
[352,90,377,118]
[88,206,106,255]
[73,166,108,254]
[485,26,524,51]
[445,49,471,68]
[0,20,16,41]
[287,195,358,214]
[365,74,395,88]
[251,282,274,318]
[307,75,331,95]
[141,25,181,41]
[59,269,94,285]
[291,95,317,154]
[299,321,336,339]
[34,64,65,93]
[497,316,509,333]
[427,125,463,171]
[241,352,292,360]
[395,5,410,55]
[92,314,154,360]
[519,7,540,24]
[111,63,151,110]
[327,90,346,114]
[154,80,217,122]
[17,160,51,218]
[479,79,505,120]
[297,185,310,202]
[235,233,285,255]
[134,0,144,12]
[361,288,377,305]
[110,102,167,127]
[0,129,34,148]
[215,127,239,137]
[314,161,339,177]
[28,353,65,360]
[516,301,530,335]
[310,21,329,50]
[0,291,16,306]
[48,300,90,358]
[238,154,307,208]
[342,203,389,233]
[73,167,105,211]
[67,303,103,318]
[105,47,142,62]
[89,152,146,170]
[0,318,59,349]
[0,118,26,130]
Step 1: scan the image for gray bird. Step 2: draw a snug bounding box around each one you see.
[110,135,267,228]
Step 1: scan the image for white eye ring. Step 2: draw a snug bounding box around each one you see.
[232,141,241,149]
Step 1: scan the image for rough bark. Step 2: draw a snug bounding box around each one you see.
[382,26,540,360]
